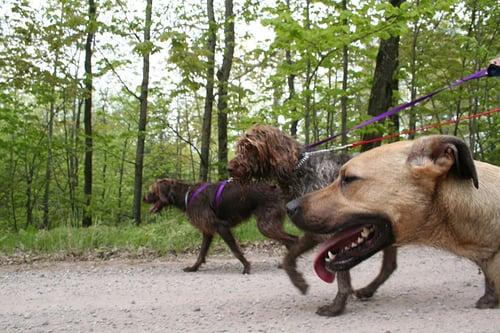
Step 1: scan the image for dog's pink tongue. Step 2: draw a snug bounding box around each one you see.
[149,202,161,213]
[313,257,335,283]
[312,227,364,283]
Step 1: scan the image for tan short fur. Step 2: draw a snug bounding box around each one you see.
[294,135,500,308]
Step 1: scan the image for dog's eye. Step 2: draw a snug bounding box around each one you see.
[341,175,359,187]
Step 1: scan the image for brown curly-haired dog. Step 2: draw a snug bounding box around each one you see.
[144,178,298,274]
[228,125,398,316]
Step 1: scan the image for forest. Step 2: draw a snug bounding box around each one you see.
[0,0,498,238]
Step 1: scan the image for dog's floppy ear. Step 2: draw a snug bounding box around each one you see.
[407,135,479,189]
[157,181,172,202]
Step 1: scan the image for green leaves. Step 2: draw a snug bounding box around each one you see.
[0,0,498,231]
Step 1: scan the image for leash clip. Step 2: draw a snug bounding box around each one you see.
[295,152,311,171]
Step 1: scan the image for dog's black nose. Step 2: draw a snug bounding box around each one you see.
[286,199,301,218]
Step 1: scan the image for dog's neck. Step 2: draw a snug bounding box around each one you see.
[171,182,193,212]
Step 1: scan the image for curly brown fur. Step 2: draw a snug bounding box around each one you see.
[228,124,398,316]
[144,178,298,274]
[228,125,302,187]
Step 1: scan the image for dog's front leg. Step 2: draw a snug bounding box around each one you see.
[216,220,251,274]
[355,246,398,299]
[282,233,317,294]
[476,255,500,309]
[184,233,213,272]
[316,271,353,317]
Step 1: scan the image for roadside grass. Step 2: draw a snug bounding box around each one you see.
[0,209,301,256]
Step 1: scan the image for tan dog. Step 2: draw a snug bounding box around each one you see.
[287,135,500,309]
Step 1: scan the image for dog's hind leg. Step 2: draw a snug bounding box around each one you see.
[216,220,251,274]
[255,213,298,249]
[476,255,500,309]
[282,233,317,294]
[184,233,213,272]
[354,246,398,299]
[316,271,353,317]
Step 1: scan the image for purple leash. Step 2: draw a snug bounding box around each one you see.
[305,67,493,151]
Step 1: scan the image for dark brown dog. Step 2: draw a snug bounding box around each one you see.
[228,125,398,316]
[144,178,298,274]
[287,135,500,309]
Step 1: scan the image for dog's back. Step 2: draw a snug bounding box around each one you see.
[207,182,286,225]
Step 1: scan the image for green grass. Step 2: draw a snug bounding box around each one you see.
[0,209,301,257]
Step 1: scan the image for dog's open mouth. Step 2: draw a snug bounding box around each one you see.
[313,218,394,283]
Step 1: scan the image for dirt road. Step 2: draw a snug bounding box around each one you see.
[0,246,498,332]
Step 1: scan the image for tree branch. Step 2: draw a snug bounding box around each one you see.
[163,121,202,159]
[96,47,141,100]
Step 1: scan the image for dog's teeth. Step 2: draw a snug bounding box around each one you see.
[325,253,336,263]
[357,237,364,244]
[361,228,369,237]
[351,242,357,248]
[344,246,350,251]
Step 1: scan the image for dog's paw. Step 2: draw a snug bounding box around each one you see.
[293,278,309,295]
[354,287,376,300]
[286,271,309,294]
[316,292,350,317]
[316,303,346,317]
[183,266,199,272]
[242,265,251,275]
[475,295,499,309]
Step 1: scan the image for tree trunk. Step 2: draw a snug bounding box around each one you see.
[183,100,196,180]
[82,0,96,228]
[311,74,319,142]
[63,94,80,219]
[133,0,152,225]
[175,106,182,178]
[72,99,82,217]
[22,96,38,228]
[361,0,404,152]
[216,0,235,180]
[340,0,348,145]
[199,0,217,181]
[327,67,339,138]
[117,135,129,224]
[286,0,298,137]
[42,54,59,229]
[408,0,420,139]
[9,146,17,231]
[25,160,34,227]
[303,0,311,144]
[467,2,479,157]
